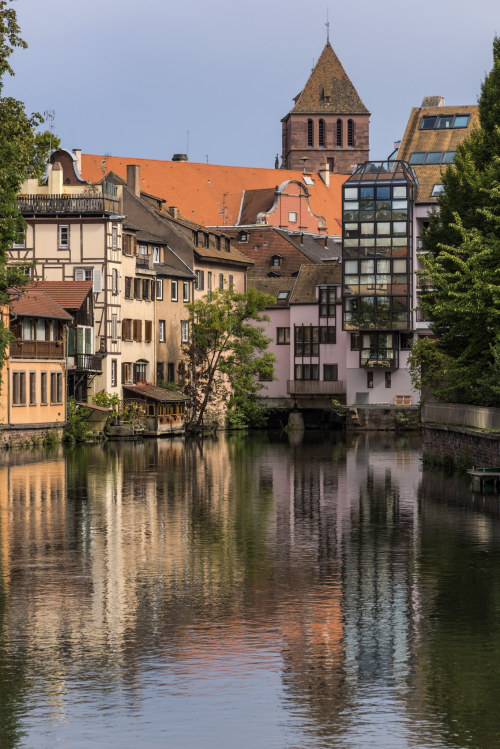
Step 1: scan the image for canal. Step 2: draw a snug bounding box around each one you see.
[0,432,499,748]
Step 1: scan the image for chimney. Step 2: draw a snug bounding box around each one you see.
[421,96,445,108]
[168,206,179,219]
[73,148,82,173]
[318,161,330,187]
[127,164,141,196]
[393,140,401,151]
[48,162,63,195]
[172,153,188,162]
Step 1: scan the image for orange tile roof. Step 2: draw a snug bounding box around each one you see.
[10,288,73,321]
[32,281,93,310]
[81,155,346,235]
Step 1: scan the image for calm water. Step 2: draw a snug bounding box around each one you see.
[0,431,500,748]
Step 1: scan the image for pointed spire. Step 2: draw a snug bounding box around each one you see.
[290,43,369,115]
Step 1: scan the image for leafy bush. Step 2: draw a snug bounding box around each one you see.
[64,397,91,442]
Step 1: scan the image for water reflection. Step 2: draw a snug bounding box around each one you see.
[0,433,498,747]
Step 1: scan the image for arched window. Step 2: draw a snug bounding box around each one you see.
[307,119,314,147]
[336,119,343,147]
[319,119,325,147]
[348,119,354,147]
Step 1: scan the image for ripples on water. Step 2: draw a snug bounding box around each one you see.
[0,432,499,747]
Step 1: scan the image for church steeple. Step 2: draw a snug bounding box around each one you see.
[281,42,370,174]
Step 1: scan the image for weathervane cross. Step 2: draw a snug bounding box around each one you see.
[325,9,330,43]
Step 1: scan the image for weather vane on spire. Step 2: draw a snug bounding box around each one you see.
[325,8,330,43]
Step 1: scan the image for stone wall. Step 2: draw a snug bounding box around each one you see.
[346,406,419,431]
[422,424,500,468]
[0,425,64,448]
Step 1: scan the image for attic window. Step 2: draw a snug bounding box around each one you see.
[238,231,248,242]
[277,291,289,301]
[303,176,314,186]
[431,184,445,196]
[420,114,470,130]
[271,255,282,268]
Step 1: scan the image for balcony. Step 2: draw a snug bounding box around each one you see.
[17,193,119,216]
[360,348,399,368]
[10,339,64,359]
[75,353,103,373]
[287,380,346,396]
[136,255,153,270]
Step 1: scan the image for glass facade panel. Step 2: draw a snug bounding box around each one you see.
[425,152,442,164]
[393,186,407,198]
[361,223,374,236]
[344,188,358,200]
[360,187,374,198]
[409,153,425,164]
[442,151,456,163]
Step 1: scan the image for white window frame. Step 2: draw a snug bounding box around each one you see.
[156,279,163,300]
[289,211,297,223]
[171,280,178,301]
[159,320,165,342]
[112,225,118,249]
[183,281,190,302]
[153,246,160,264]
[58,225,69,249]
[181,320,189,344]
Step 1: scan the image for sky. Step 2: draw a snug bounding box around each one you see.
[4,0,499,169]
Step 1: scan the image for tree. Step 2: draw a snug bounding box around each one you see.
[178,287,275,429]
[0,1,58,369]
[411,37,500,404]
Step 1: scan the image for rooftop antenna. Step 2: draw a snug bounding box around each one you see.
[43,109,55,153]
[186,130,189,158]
[325,8,330,43]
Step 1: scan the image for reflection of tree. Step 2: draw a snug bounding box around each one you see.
[416,471,500,749]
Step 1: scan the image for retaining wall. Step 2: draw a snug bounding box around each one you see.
[421,424,500,468]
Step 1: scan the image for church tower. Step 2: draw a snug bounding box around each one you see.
[281,42,370,174]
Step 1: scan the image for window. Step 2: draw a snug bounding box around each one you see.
[294,364,319,380]
[307,119,314,147]
[123,234,134,255]
[277,291,289,302]
[74,267,92,282]
[50,372,63,404]
[122,318,132,340]
[400,332,413,350]
[133,278,141,299]
[323,364,338,381]
[195,270,204,290]
[133,319,142,342]
[156,279,163,300]
[152,246,160,264]
[229,274,234,290]
[347,119,354,147]
[420,113,470,130]
[133,362,147,383]
[12,372,26,405]
[29,372,36,405]
[327,157,335,171]
[112,225,118,249]
[367,371,373,389]
[219,273,224,289]
[13,230,26,248]
[183,281,190,302]
[40,372,47,404]
[289,211,297,223]
[193,231,199,246]
[336,119,343,147]
[142,279,150,301]
[122,363,132,384]
[207,271,212,299]
[320,327,336,344]
[319,287,336,317]
[111,314,118,341]
[409,151,456,165]
[318,119,325,147]
[431,184,445,197]
[138,244,148,255]
[145,321,152,342]
[124,277,132,298]
[111,359,117,387]
[171,280,178,301]
[385,371,391,388]
[159,320,165,342]
[156,362,164,383]
[238,231,248,243]
[277,327,290,344]
[351,332,361,350]
[167,362,175,382]
[58,225,69,249]
[112,268,119,295]
[271,256,282,268]
[181,320,189,343]
[295,326,319,357]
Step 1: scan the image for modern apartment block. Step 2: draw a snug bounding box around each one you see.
[341,160,418,406]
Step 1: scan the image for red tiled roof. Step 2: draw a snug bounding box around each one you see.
[10,288,73,321]
[81,155,346,235]
[32,281,93,310]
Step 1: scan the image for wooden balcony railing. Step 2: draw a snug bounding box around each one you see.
[10,340,64,359]
[287,380,346,396]
[17,194,119,215]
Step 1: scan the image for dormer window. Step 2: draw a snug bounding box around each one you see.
[238,230,248,243]
[192,231,199,246]
[224,238,230,252]
[271,255,282,268]
[152,246,160,263]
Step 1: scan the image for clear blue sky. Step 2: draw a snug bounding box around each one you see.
[4,0,498,168]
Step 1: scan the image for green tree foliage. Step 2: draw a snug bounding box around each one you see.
[411,38,500,404]
[0,1,59,368]
[178,287,275,429]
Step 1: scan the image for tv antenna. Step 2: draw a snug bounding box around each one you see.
[43,109,55,153]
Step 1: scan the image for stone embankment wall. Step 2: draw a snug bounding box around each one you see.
[422,425,500,468]
[346,406,419,431]
[0,425,64,448]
